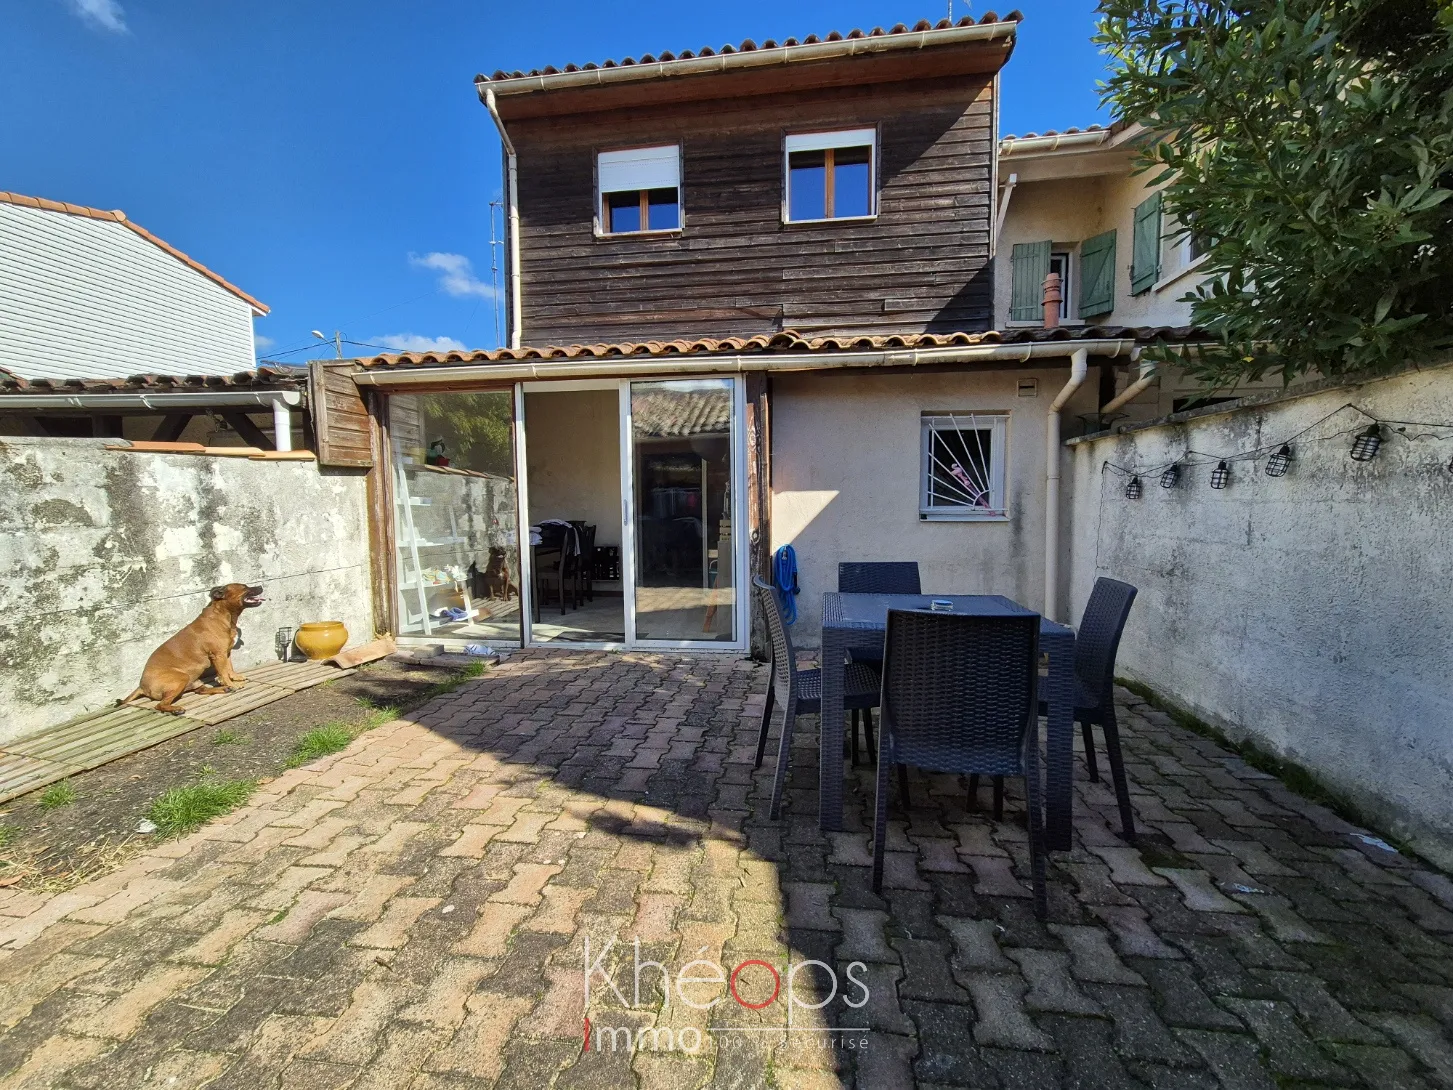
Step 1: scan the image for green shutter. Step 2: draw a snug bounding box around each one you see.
[1130,192,1162,294]
[1078,230,1117,319]
[1009,240,1052,322]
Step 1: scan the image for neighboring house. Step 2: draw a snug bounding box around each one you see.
[0,192,299,448]
[307,14,1209,657]
[995,123,1283,419]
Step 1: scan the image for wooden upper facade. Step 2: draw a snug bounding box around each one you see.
[483,18,1018,345]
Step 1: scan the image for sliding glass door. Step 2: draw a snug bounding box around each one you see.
[621,378,744,647]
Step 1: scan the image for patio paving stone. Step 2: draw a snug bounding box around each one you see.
[1,647,1452,1087]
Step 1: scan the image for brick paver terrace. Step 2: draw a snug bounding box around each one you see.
[2,649,1452,1088]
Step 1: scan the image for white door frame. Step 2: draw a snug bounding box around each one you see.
[620,376,749,653]
[514,375,748,652]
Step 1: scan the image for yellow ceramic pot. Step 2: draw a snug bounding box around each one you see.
[295,621,348,661]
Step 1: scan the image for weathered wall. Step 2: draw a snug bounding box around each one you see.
[0,438,374,742]
[770,365,1101,644]
[1065,361,1453,866]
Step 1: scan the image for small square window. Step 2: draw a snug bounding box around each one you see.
[598,145,681,235]
[920,412,1008,520]
[784,129,876,222]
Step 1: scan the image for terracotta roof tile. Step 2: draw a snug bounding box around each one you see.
[0,191,269,314]
[357,327,1207,370]
[0,365,306,394]
[474,13,1023,84]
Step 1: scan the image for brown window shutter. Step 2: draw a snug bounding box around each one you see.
[309,361,375,468]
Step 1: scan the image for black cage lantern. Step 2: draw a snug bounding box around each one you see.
[1125,476,1143,499]
[1265,444,1293,477]
[1350,424,1383,462]
[1160,464,1180,489]
[1210,460,1231,489]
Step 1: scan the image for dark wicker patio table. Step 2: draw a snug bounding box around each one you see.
[819,592,1078,850]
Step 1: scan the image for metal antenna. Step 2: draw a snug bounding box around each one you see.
[489,200,503,349]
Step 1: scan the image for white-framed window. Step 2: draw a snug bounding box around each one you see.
[1049,251,1073,321]
[597,145,682,235]
[920,412,1008,521]
[784,128,877,223]
[1158,212,1207,285]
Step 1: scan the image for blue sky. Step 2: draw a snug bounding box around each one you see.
[4,0,1112,361]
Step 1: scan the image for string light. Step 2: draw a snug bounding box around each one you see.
[1210,461,1231,489]
[1350,424,1383,462]
[1125,476,1143,499]
[1160,465,1180,489]
[1265,444,1293,477]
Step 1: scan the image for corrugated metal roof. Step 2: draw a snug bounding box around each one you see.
[474,14,1022,84]
[356,326,1207,371]
[0,365,307,394]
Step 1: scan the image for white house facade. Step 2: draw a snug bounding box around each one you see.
[0,192,267,382]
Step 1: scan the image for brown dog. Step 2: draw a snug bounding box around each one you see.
[122,583,265,713]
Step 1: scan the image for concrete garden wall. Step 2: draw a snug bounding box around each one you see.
[1065,360,1453,866]
[0,437,375,743]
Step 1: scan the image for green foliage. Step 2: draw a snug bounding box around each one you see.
[146,779,257,837]
[1097,0,1453,385]
[423,392,513,476]
[0,824,14,848]
[37,781,77,810]
[287,724,357,768]
[212,728,249,746]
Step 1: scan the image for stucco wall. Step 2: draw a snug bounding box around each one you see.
[994,171,1203,331]
[1065,361,1453,866]
[523,389,622,547]
[769,366,1101,644]
[0,438,374,743]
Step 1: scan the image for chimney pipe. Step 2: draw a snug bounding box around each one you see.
[1042,271,1062,329]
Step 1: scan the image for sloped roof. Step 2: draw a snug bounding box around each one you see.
[633,388,733,438]
[0,192,268,315]
[475,14,1022,85]
[356,326,1207,371]
[0,365,305,395]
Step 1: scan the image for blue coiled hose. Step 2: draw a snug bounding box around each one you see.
[773,544,799,625]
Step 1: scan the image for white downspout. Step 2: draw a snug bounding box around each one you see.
[1044,347,1088,622]
[484,88,523,350]
[1101,354,1155,414]
[271,397,293,452]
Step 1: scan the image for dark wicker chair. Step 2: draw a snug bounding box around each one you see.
[838,562,922,597]
[1040,576,1139,840]
[874,609,1048,918]
[837,562,922,763]
[752,576,880,821]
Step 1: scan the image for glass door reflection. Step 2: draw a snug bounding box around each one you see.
[628,379,736,643]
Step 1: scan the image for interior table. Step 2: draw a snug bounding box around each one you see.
[819,592,1077,851]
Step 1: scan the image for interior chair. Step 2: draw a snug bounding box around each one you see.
[1040,576,1140,840]
[873,608,1048,918]
[571,521,597,605]
[836,562,922,764]
[752,576,881,821]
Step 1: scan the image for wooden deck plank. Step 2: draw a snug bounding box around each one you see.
[0,753,72,806]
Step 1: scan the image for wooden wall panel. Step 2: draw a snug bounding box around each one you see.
[512,74,996,345]
[310,362,374,467]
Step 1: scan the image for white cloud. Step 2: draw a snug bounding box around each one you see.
[254,334,276,350]
[409,252,496,300]
[67,0,127,33]
[371,333,469,354]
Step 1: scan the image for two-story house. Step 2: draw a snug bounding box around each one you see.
[995,122,1280,420]
[325,16,1203,653]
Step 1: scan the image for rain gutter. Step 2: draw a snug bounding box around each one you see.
[351,339,1140,388]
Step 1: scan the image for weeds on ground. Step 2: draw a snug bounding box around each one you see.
[0,823,13,848]
[422,661,488,701]
[213,728,248,745]
[287,724,356,767]
[37,781,77,810]
[146,778,257,838]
